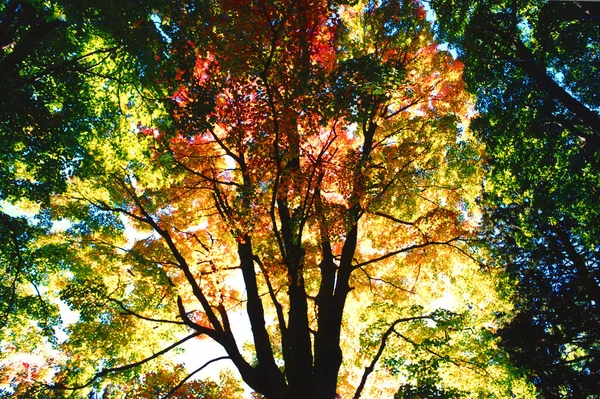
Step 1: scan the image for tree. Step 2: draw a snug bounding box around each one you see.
[0,0,177,205]
[431,0,600,139]
[0,0,200,396]
[0,0,173,341]
[2,0,534,398]
[431,0,600,396]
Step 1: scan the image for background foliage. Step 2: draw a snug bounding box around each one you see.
[431,0,600,397]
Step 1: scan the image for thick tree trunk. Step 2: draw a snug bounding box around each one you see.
[285,246,315,399]
[238,239,288,397]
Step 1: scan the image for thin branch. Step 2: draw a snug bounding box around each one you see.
[1,46,120,95]
[369,211,415,226]
[208,127,242,165]
[383,98,421,120]
[47,332,202,391]
[176,297,217,337]
[84,182,225,336]
[118,180,226,334]
[353,237,462,269]
[394,331,490,376]
[446,242,487,269]
[254,255,287,335]
[173,158,243,188]
[358,267,413,294]
[108,297,185,325]
[164,356,231,398]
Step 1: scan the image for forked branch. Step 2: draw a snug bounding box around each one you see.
[352,315,434,399]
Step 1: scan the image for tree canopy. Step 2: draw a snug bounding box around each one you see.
[431,0,600,397]
[4,0,590,398]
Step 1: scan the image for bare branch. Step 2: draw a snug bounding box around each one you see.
[108,297,185,325]
[369,211,415,226]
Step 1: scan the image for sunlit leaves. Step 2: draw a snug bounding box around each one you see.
[0,0,538,398]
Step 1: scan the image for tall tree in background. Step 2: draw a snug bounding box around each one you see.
[0,0,175,336]
[1,0,535,398]
[0,0,198,396]
[431,0,600,397]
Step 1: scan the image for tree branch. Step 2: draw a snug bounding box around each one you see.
[254,255,288,335]
[354,237,462,269]
[352,315,434,399]
[395,331,490,376]
[108,297,185,325]
[164,356,230,398]
[48,332,202,391]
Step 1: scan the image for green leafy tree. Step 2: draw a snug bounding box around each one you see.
[431,1,600,397]
[0,0,189,395]
[0,0,196,346]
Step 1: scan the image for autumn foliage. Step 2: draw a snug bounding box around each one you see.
[125,0,485,397]
[0,1,534,398]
